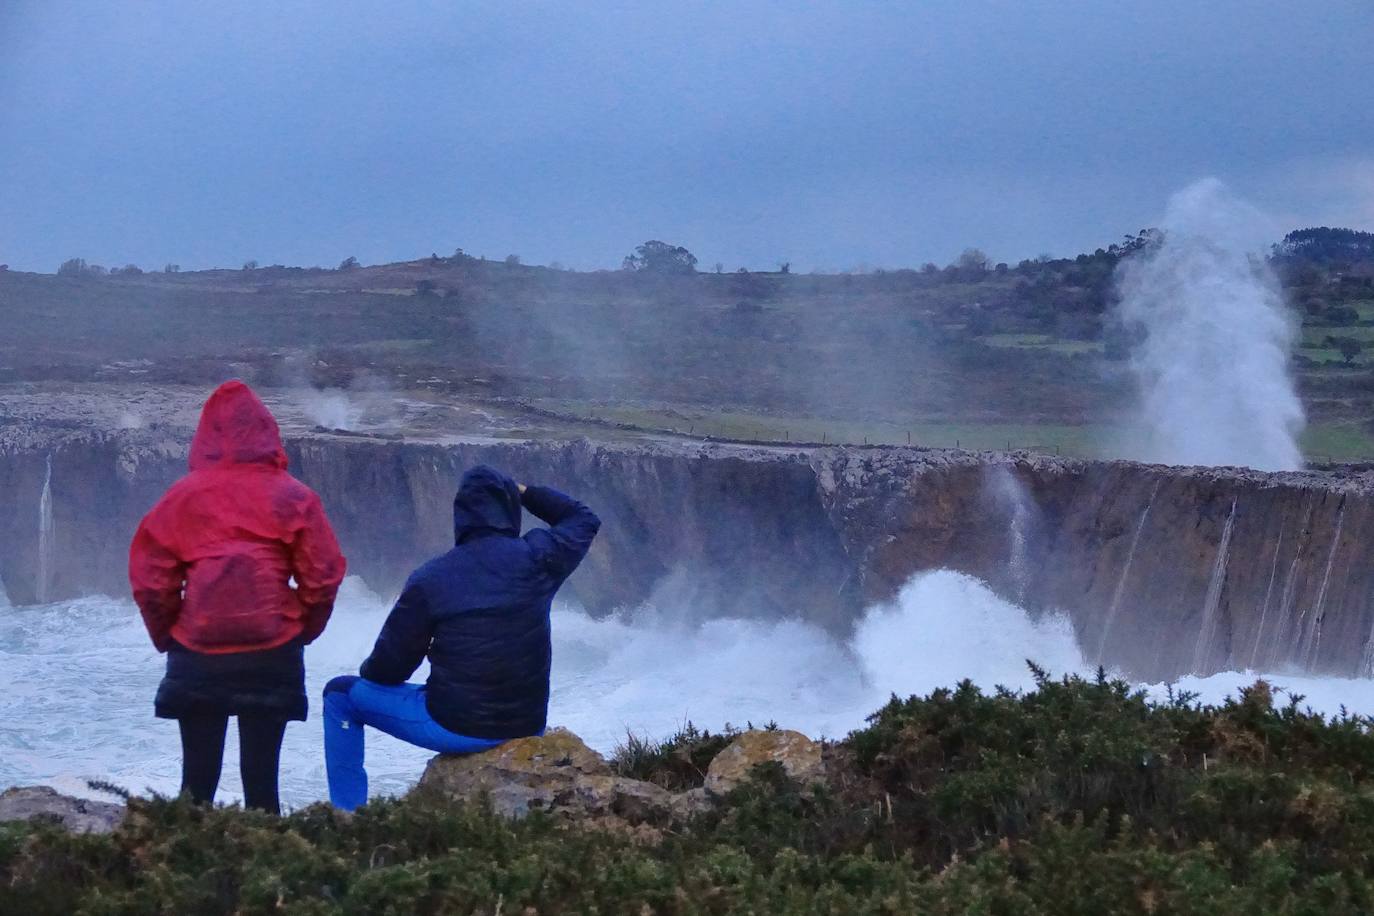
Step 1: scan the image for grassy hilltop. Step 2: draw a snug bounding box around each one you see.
[2,228,1374,458]
[6,671,1374,913]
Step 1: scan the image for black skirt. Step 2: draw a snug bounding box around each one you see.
[155,639,308,722]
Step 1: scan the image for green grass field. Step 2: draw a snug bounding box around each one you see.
[1300,421,1374,462]
[1298,322,1374,366]
[978,333,1104,355]
[537,399,1374,462]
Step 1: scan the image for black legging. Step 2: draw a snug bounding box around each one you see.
[178,714,289,815]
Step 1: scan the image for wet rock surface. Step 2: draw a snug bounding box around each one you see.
[0,786,126,834]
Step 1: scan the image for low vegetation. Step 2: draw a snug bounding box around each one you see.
[6,668,1374,913]
[609,722,742,790]
[7,227,1374,454]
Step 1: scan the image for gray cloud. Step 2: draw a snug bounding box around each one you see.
[1,0,1370,273]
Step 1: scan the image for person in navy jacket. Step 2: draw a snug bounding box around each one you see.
[323,465,600,810]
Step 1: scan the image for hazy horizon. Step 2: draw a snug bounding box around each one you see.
[2,0,1372,274]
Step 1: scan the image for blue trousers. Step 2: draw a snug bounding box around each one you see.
[323,675,506,811]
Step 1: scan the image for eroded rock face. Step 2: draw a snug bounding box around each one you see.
[4,418,1374,680]
[417,728,675,826]
[816,450,1374,679]
[704,729,825,796]
[0,786,125,834]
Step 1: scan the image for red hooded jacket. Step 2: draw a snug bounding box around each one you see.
[129,381,347,654]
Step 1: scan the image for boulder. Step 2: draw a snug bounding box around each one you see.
[0,786,125,834]
[704,729,825,796]
[418,727,675,825]
[670,787,714,822]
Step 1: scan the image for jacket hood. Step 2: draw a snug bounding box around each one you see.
[453,465,522,544]
[189,380,288,471]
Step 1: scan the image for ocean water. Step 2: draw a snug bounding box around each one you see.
[2,571,1369,810]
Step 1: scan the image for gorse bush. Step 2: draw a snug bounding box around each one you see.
[7,670,1374,913]
[610,722,741,790]
[610,720,780,790]
[846,666,1374,895]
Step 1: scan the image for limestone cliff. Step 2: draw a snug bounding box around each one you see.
[3,423,1371,681]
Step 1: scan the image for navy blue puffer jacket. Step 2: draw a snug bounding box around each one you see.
[359,465,601,739]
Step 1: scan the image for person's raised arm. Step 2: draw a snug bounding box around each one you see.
[519,483,601,580]
[128,509,186,653]
[359,582,434,685]
[290,491,347,644]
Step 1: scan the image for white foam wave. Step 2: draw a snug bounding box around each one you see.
[2,570,1371,810]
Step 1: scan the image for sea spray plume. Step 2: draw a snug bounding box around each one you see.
[1113,179,1305,471]
[294,370,401,432]
[983,465,1037,603]
[300,388,361,430]
[1192,499,1237,674]
[37,454,54,603]
[1094,479,1160,667]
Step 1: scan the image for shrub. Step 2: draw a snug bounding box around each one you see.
[609,722,739,789]
[8,673,1374,912]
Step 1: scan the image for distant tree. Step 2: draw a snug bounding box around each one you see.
[714,262,724,274]
[548,260,565,271]
[1277,227,1374,263]
[504,254,521,266]
[0,264,8,272]
[163,263,180,273]
[242,260,258,271]
[622,240,698,274]
[1103,325,1134,361]
[415,279,438,296]
[338,256,360,271]
[779,261,791,274]
[1121,229,1164,255]
[1327,305,1360,326]
[115,264,143,276]
[57,257,89,277]
[954,248,991,276]
[1337,337,1364,365]
[920,262,939,275]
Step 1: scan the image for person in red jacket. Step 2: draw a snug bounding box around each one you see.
[129,380,346,814]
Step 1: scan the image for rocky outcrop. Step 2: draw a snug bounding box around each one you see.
[703,729,824,796]
[3,416,1374,680]
[416,727,828,833]
[0,786,125,834]
[417,728,676,827]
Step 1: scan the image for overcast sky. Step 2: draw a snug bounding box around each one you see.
[1,0,1371,273]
